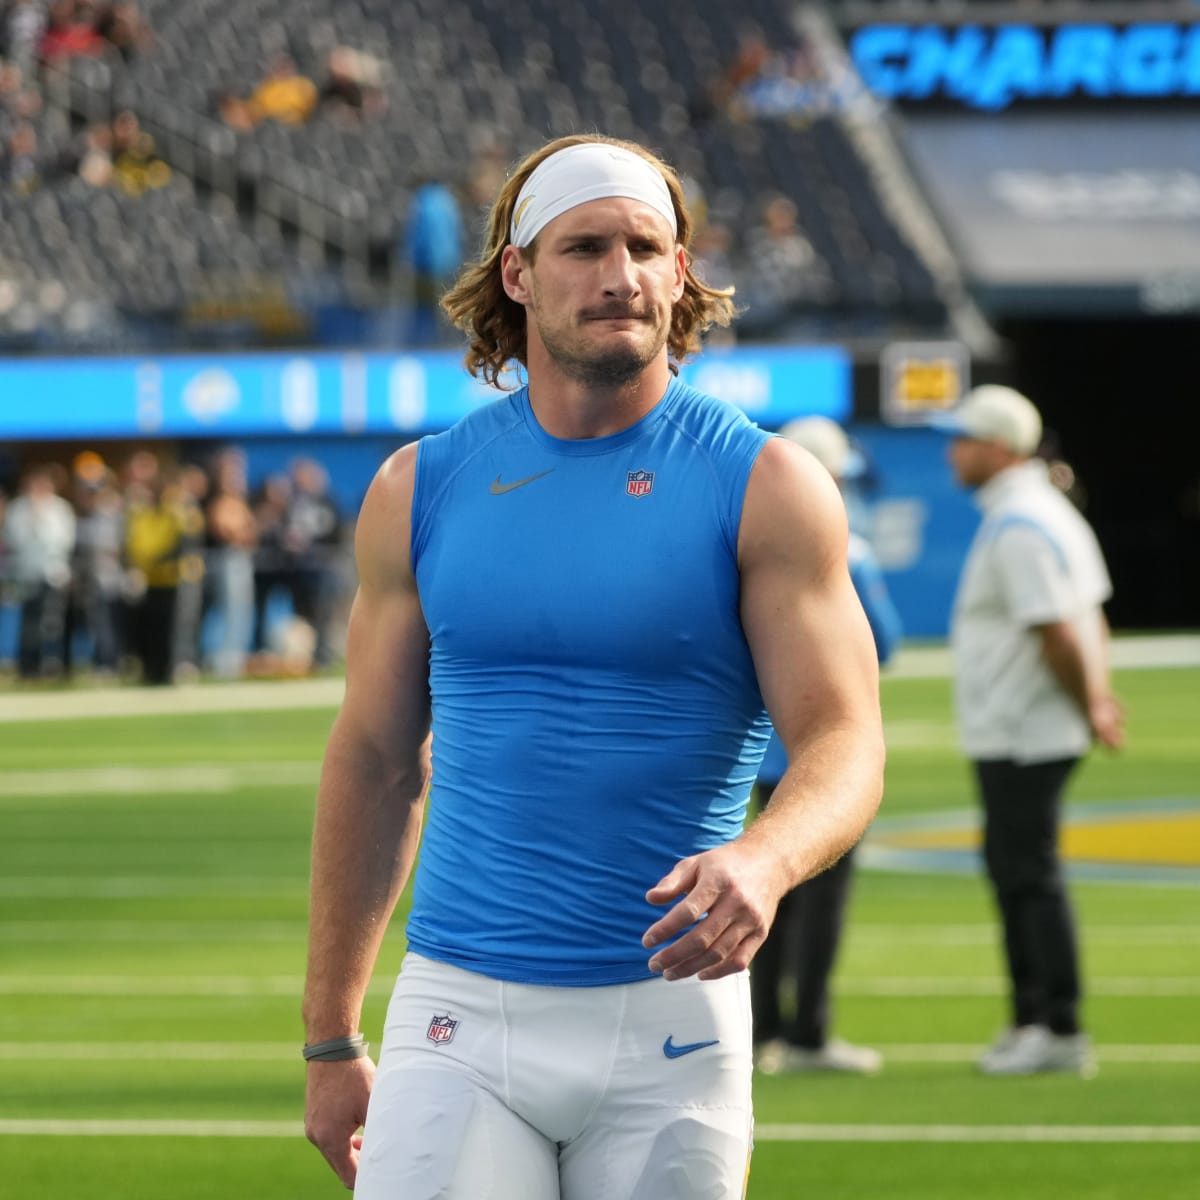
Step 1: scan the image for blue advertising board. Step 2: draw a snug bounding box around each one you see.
[0,347,976,642]
[847,424,978,640]
[0,345,851,441]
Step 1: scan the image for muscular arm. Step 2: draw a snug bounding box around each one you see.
[644,438,886,980]
[1036,611,1124,749]
[303,443,432,1188]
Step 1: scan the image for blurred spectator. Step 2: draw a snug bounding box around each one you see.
[170,462,208,682]
[204,447,257,679]
[690,219,736,293]
[0,485,9,635]
[39,0,104,63]
[318,45,386,124]
[124,459,188,685]
[739,192,834,327]
[284,456,341,669]
[3,463,75,680]
[110,108,169,195]
[0,58,26,115]
[214,88,256,133]
[4,0,47,76]
[690,219,738,347]
[3,119,41,193]
[0,66,42,124]
[463,133,509,244]
[400,178,464,345]
[707,29,771,119]
[66,118,113,186]
[69,451,125,676]
[107,107,138,158]
[247,52,318,127]
[94,1,151,62]
[250,471,291,658]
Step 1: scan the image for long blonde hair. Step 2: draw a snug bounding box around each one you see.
[440,133,735,389]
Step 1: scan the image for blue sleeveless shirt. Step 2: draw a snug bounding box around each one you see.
[407,376,772,985]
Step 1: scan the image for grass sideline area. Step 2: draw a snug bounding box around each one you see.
[0,662,1197,1198]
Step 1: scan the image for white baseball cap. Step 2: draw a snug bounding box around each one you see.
[777,415,852,479]
[932,384,1043,455]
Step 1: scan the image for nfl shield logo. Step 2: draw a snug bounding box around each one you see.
[426,1014,458,1045]
[626,469,654,498]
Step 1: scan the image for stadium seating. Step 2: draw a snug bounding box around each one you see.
[1,0,951,348]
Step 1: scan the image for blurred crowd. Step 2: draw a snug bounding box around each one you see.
[1,1,165,196]
[0,446,351,685]
[215,44,388,132]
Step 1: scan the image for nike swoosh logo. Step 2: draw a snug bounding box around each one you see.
[663,1036,720,1059]
[490,469,555,495]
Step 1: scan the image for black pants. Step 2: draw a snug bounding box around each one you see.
[975,756,1082,1035]
[131,586,178,685]
[750,783,855,1048]
[17,583,69,679]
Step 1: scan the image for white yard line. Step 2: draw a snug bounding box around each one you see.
[2,1041,1197,1064]
[0,975,312,996]
[0,920,304,941]
[2,974,1197,997]
[2,1118,1197,1142]
[875,1044,1200,1064]
[2,916,1190,944]
[886,634,1200,679]
[753,1124,1200,1143]
[0,762,319,796]
[840,977,1200,997]
[0,634,1195,725]
[0,679,344,723]
[0,878,300,899]
[850,924,1200,946]
[0,1119,302,1138]
[0,1042,297,1060]
[0,975,395,998]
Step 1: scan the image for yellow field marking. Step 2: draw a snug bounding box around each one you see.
[1063,815,1200,867]
[877,810,1200,868]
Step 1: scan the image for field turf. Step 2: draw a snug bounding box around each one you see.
[0,664,1196,1198]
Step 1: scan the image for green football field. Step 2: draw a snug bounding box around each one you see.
[1,662,1197,1198]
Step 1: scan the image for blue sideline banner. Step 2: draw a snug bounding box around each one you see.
[0,346,851,441]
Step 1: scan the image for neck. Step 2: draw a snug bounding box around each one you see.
[525,350,672,440]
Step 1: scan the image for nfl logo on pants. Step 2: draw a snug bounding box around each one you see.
[426,1014,458,1045]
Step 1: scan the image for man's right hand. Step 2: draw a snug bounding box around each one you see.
[304,1056,375,1190]
[1089,693,1125,750]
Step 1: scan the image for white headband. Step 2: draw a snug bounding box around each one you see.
[509,143,678,248]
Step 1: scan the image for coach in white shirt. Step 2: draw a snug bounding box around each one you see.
[938,385,1124,1077]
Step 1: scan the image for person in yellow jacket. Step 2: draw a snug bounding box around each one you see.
[125,470,199,684]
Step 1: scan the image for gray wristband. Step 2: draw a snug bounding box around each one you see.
[302,1034,369,1062]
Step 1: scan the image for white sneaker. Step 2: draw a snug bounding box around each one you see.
[754,1038,792,1075]
[756,1036,883,1075]
[978,1026,1096,1077]
[978,1025,1050,1073]
[1041,1032,1098,1078]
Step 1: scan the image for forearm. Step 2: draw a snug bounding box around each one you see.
[303,722,429,1041]
[1038,620,1102,716]
[739,718,886,893]
[1038,618,1124,749]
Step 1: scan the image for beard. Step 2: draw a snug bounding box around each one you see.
[534,304,670,388]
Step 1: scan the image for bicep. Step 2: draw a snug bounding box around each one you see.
[338,583,431,756]
[738,440,881,755]
[336,445,431,758]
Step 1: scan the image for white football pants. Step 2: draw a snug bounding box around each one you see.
[354,952,754,1200]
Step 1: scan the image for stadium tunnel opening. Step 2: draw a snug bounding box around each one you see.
[997,315,1200,633]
